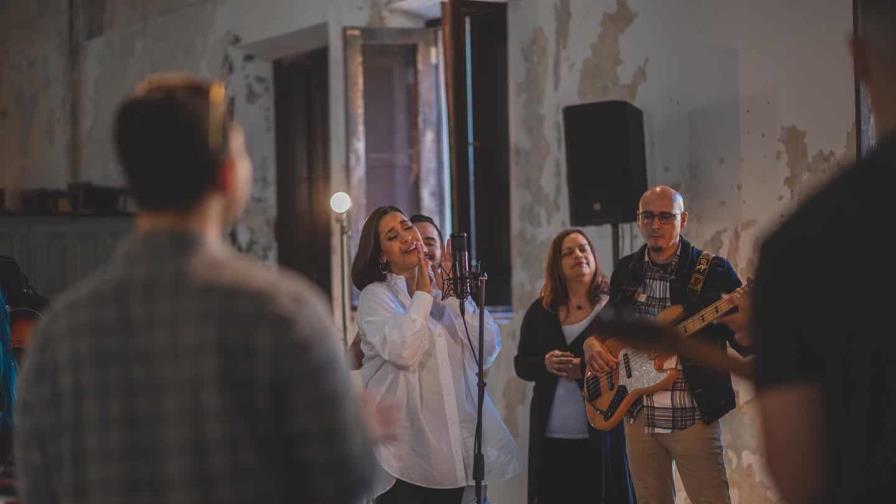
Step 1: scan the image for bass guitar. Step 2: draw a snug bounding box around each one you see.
[583,283,751,431]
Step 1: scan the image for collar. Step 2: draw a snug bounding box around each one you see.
[117,229,208,259]
[385,272,409,291]
[643,240,681,271]
[629,237,695,274]
[106,229,218,276]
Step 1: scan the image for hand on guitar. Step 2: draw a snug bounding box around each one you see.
[545,350,581,379]
[717,282,753,348]
[584,336,618,374]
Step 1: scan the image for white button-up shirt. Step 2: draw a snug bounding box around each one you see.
[358,274,523,495]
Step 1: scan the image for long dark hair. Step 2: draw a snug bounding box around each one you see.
[540,229,608,312]
[351,206,405,290]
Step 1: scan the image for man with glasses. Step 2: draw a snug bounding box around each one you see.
[584,185,747,503]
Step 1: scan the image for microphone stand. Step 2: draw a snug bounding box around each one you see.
[456,264,488,504]
[336,210,351,350]
[472,270,487,504]
[446,232,488,504]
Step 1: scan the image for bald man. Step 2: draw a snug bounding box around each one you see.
[750,1,896,502]
[584,186,747,503]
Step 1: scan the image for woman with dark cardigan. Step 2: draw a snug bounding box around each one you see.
[514,229,635,504]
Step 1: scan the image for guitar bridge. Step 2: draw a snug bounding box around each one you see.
[623,353,632,379]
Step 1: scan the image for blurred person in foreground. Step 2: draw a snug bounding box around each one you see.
[14,74,376,504]
[750,1,896,502]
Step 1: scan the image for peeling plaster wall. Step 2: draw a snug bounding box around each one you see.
[0,0,420,263]
[0,0,72,203]
[501,0,854,502]
[0,0,857,502]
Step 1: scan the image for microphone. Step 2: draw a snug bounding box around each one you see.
[450,232,471,301]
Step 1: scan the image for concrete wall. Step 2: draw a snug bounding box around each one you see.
[0,0,856,502]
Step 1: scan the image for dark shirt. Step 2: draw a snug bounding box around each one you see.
[609,238,745,424]
[753,133,896,503]
[14,231,375,504]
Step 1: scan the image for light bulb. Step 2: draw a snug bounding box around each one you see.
[329,191,352,214]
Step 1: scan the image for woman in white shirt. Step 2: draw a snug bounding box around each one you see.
[351,206,522,504]
[514,229,635,503]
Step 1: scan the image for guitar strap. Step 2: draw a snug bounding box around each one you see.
[687,251,714,298]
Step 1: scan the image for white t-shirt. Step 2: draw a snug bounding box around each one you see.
[544,303,602,439]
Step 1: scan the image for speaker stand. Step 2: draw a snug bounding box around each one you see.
[611,222,620,266]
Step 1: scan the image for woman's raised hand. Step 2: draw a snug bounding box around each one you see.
[415,242,433,293]
[433,237,453,292]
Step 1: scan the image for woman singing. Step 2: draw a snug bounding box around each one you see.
[352,206,521,504]
[514,229,635,504]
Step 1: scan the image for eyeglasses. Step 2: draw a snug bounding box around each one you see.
[638,211,680,224]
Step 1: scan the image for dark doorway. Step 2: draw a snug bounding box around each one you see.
[274,47,332,298]
[444,1,511,307]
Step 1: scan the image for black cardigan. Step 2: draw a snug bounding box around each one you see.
[514,300,635,504]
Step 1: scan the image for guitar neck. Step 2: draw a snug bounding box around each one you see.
[676,295,738,337]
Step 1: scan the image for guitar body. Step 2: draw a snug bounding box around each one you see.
[583,304,688,431]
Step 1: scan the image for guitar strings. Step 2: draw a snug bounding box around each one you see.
[585,286,747,392]
[584,352,664,390]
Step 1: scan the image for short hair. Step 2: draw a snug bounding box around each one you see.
[114,74,232,212]
[351,206,405,290]
[409,214,445,245]
[540,229,609,312]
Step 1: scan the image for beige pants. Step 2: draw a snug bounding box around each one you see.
[624,413,730,504]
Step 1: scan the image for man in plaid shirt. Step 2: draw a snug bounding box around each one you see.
[585,186,748,504]
[14,75,375,503]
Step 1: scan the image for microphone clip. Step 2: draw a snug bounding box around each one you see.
[440,262,484,300]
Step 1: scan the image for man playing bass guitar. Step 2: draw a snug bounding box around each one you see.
[583,186,750,504]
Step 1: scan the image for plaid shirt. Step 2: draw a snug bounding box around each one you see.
[14,231,374,504]
[629,245,701,433]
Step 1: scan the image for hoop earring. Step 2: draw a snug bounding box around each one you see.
[379,260,389,274]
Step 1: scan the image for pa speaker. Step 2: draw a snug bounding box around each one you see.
[563,100,647,226]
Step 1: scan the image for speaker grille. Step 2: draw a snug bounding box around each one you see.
[563,100,647,226]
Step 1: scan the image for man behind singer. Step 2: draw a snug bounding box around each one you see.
[14,74,374,503]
